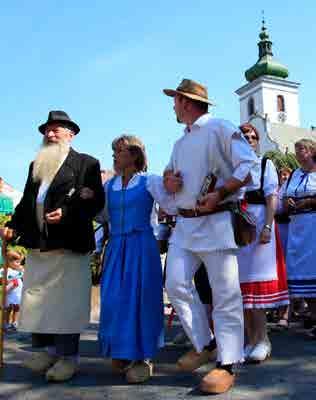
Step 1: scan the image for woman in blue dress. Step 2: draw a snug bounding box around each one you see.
[96,135,176,383]
[280,139,316,338]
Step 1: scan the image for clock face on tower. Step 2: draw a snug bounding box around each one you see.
[277,112,287,123]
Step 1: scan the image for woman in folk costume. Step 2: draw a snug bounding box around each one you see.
[237,123,289,362]
[281,139,316,339]
[275,167,293,329]
[275,167,292,255]
[96,135,176,383]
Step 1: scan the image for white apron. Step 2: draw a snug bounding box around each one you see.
[19,249,91,334]
[238,204,277,283]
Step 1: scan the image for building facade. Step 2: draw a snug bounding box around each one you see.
[235,19,315,154]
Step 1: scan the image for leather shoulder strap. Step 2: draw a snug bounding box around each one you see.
[260,157,268,190]
[286,169,295,190]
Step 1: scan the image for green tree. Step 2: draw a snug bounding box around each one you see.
[264,150,300,172]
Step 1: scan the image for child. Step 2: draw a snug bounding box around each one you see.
[0,245,26,331]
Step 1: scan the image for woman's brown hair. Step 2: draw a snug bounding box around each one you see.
[111,134,148,172]
[239,123,260,141]
[127,144,148,172]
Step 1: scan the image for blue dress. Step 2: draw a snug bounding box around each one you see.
[99,175,164,360]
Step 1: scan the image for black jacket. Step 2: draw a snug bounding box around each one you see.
[7,148,105,253]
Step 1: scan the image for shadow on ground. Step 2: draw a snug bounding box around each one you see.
[1,319,316,400]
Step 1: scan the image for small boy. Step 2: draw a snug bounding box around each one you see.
[0,245,26,331]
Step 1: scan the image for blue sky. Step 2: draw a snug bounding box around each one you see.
[1,1,315,190]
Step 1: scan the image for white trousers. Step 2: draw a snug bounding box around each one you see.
[166,245,244,364]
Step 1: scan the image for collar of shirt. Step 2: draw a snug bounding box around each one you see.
[113,172,144,190]
[184,113,211,134]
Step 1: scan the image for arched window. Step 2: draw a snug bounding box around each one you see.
[277,95,285,112]
[248,97,255,116]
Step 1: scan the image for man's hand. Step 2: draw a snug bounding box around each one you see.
[196,192,221,213]
[45,208,63,224]
[163,170,183,194]
[0,227,14,241]
[80,187,95,200]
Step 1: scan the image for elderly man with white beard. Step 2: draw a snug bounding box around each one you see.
[0,111,105,382]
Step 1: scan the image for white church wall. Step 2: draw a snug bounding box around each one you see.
[261,81,300,127]
[248,116,279,155]
[237,77,300,128]
[238,84,264,124]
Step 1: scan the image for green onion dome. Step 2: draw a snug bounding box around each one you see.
[245,20,289,82]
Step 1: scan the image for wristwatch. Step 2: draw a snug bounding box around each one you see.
[263,224,272,231]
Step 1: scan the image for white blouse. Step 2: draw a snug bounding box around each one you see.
[246,158,279,197]
[281,168,316,198]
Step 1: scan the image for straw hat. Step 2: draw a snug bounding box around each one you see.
[163,79,214,105]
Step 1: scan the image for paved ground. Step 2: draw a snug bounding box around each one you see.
[1,319,316,400]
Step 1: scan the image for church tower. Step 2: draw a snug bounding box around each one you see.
[236,18,300,127]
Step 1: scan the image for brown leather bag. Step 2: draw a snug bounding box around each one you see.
[197,173,256,246]
[230,204,256,247]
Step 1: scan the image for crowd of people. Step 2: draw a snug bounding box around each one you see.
[0,78,315,395]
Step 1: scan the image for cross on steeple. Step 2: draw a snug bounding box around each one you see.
[245,15,288,82]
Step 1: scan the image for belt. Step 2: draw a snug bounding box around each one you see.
[178,202,237,218]
[275,213,290,223]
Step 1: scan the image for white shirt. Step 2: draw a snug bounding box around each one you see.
[166,114,260,252]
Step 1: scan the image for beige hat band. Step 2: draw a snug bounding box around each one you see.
[163,79,214,105]
[176,86,207,99]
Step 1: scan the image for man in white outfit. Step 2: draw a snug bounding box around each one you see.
[163,79,259,394]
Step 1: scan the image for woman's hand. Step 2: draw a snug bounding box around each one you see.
[283,197,296,213]
[163,170,183,194]
[259,226,272,244]
[80,187,95,200]
[295,198,312,210]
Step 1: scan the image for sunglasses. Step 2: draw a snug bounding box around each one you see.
[244,134,258,141]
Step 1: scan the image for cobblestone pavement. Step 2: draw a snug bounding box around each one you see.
[1,320,316,400]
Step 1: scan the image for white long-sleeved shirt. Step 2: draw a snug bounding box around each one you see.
[166,114,260,252]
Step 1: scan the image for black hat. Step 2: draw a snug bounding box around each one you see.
[38,110,80,135]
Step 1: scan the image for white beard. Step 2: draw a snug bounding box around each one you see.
[32,139,70,184]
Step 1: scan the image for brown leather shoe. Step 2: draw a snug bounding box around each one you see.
[177,348,216,372]
[200,368,235,394]
[111,359,131,374]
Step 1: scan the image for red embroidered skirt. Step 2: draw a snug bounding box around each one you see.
[240,225,289,309]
